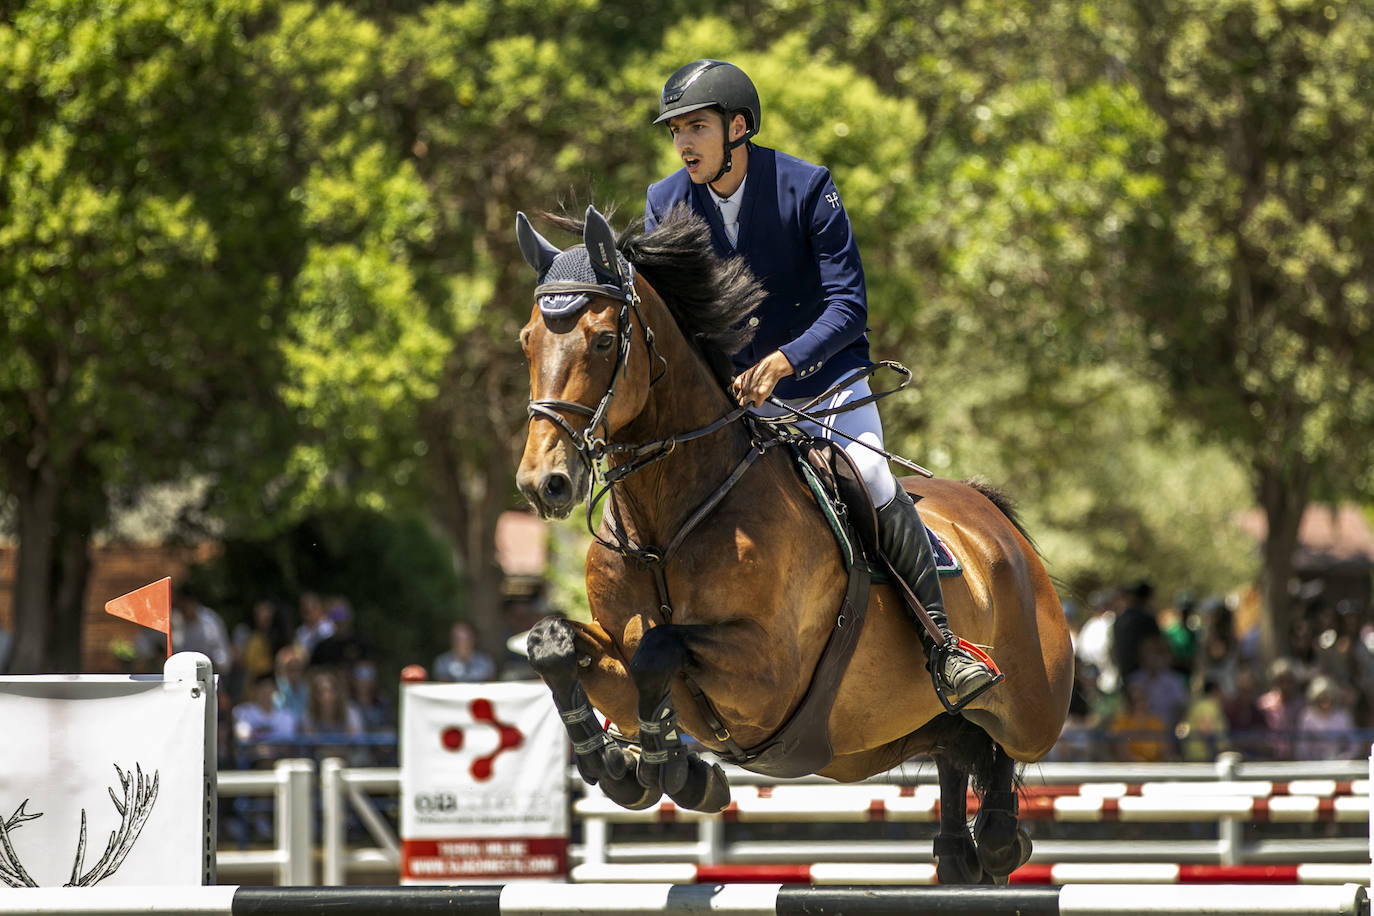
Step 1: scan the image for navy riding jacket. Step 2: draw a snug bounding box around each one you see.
[644,143,871,400]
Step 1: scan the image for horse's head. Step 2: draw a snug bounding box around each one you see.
[515,207,655,519]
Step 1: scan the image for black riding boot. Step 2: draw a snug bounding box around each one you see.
[876,486,1001,710]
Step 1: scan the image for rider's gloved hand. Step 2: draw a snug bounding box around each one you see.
[730,349,794,407]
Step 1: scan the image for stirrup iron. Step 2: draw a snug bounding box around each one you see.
[931,636,1005,714]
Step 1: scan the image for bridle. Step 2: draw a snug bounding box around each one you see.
[525,265,760,542]
[525,273,653,465]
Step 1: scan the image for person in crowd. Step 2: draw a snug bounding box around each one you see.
[293,591,335,658]
[310,597,369,671]
[301,667,366,764]
[349,660,395,732]
[272,643,309,729]
[1074,588,1120,695]
[1106,679,1172,762]
[348,659,397,765]
[1048,661,1109,761]
[1176,678,1230,762]
[1315,600,1374,727]
[1223,664,1269,758]
[433,621,497,683]
[143,586,233,674]
[231,598,292,702]
[1286,609,1320,686]
[1126,634,1191,732]
[1159,593,1199,679]
[1193,596,1240,698]
[1257,657,1307,759]
[1111,579,1161,687]
[1296,675,1359,760]
[233,672,298,767]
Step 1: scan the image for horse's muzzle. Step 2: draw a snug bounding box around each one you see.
[517,468,582,520]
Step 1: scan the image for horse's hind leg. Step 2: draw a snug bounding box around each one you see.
[526,616,659,810]
[628,624,730,813]
[973,744,1032,880]
[933,755,986,885]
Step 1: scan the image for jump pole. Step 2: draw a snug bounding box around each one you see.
[0,884,1365,916]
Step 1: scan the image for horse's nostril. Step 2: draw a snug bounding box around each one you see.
[542,473,572,505]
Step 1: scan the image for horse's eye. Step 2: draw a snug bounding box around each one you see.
[593,331,615,353]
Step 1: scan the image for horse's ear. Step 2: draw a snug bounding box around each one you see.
[516,211,561,277]
[583,205,625,288]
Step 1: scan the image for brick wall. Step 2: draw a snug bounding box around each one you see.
[0,543,219,673]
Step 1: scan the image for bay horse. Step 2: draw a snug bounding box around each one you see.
[514,205,1073,883]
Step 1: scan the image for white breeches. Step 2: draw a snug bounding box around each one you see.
[753,378,897,508]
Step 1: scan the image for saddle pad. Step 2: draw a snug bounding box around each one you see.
[794,451,962,579]
[928,528,962,578]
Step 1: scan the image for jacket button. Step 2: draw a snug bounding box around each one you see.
[748,317,759,327]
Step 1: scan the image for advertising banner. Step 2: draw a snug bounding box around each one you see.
[0,653,215,887]
[400,681,568,884]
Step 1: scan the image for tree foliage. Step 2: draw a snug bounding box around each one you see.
[1,0,1369,673]
[0,0,303,670]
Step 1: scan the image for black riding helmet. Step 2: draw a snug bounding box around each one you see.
[654,60,761,184]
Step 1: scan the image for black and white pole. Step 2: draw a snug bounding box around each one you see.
[0,883,1367,916]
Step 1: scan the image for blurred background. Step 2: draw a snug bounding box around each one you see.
[1,0,1372,767]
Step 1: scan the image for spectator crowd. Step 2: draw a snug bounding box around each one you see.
[135,585,531,772]
[1058,579,1374,762]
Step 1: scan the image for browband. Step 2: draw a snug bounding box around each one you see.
[535,274,635,318]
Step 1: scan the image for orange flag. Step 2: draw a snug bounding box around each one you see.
[105,577,172,659]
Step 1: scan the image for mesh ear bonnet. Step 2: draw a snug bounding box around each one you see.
[534,247,635,318]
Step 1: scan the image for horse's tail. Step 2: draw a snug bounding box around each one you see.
[882,715,1009,796]
[963,480,1037,549]
[931,715,1005,795]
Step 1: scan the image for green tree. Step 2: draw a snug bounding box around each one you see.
[935,0,1374,650]
[0,0,304,671]
[1107,0,1374,658]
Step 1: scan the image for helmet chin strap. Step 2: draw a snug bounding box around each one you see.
[707,134,749,190]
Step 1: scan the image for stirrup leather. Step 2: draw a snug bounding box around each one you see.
[930,636,1005,714]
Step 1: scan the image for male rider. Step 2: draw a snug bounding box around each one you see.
[644,59,999,710]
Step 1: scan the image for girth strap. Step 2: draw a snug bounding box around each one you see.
[712,553,873,777]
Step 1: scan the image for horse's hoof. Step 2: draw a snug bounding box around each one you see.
[933,832,985,885]
[601,777,662,810]
[527,617,576,680]
[596,746,660,810]
[603,754,661,810]
[976,823,1033,879]
[668,759,730,814]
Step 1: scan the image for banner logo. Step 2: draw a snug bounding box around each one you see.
[438,698,524,781]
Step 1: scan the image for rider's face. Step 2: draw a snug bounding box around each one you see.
[667,110,743,184]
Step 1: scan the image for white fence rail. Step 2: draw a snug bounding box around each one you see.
[216,759,315,885]
[207,752,1374,886]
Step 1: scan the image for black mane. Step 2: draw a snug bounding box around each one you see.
[540,206,764,385]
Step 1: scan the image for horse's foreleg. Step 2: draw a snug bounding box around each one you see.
[934,756,986,885]
[526,616,659,810]
[973,744,1032,880]
[628,624,730,813]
